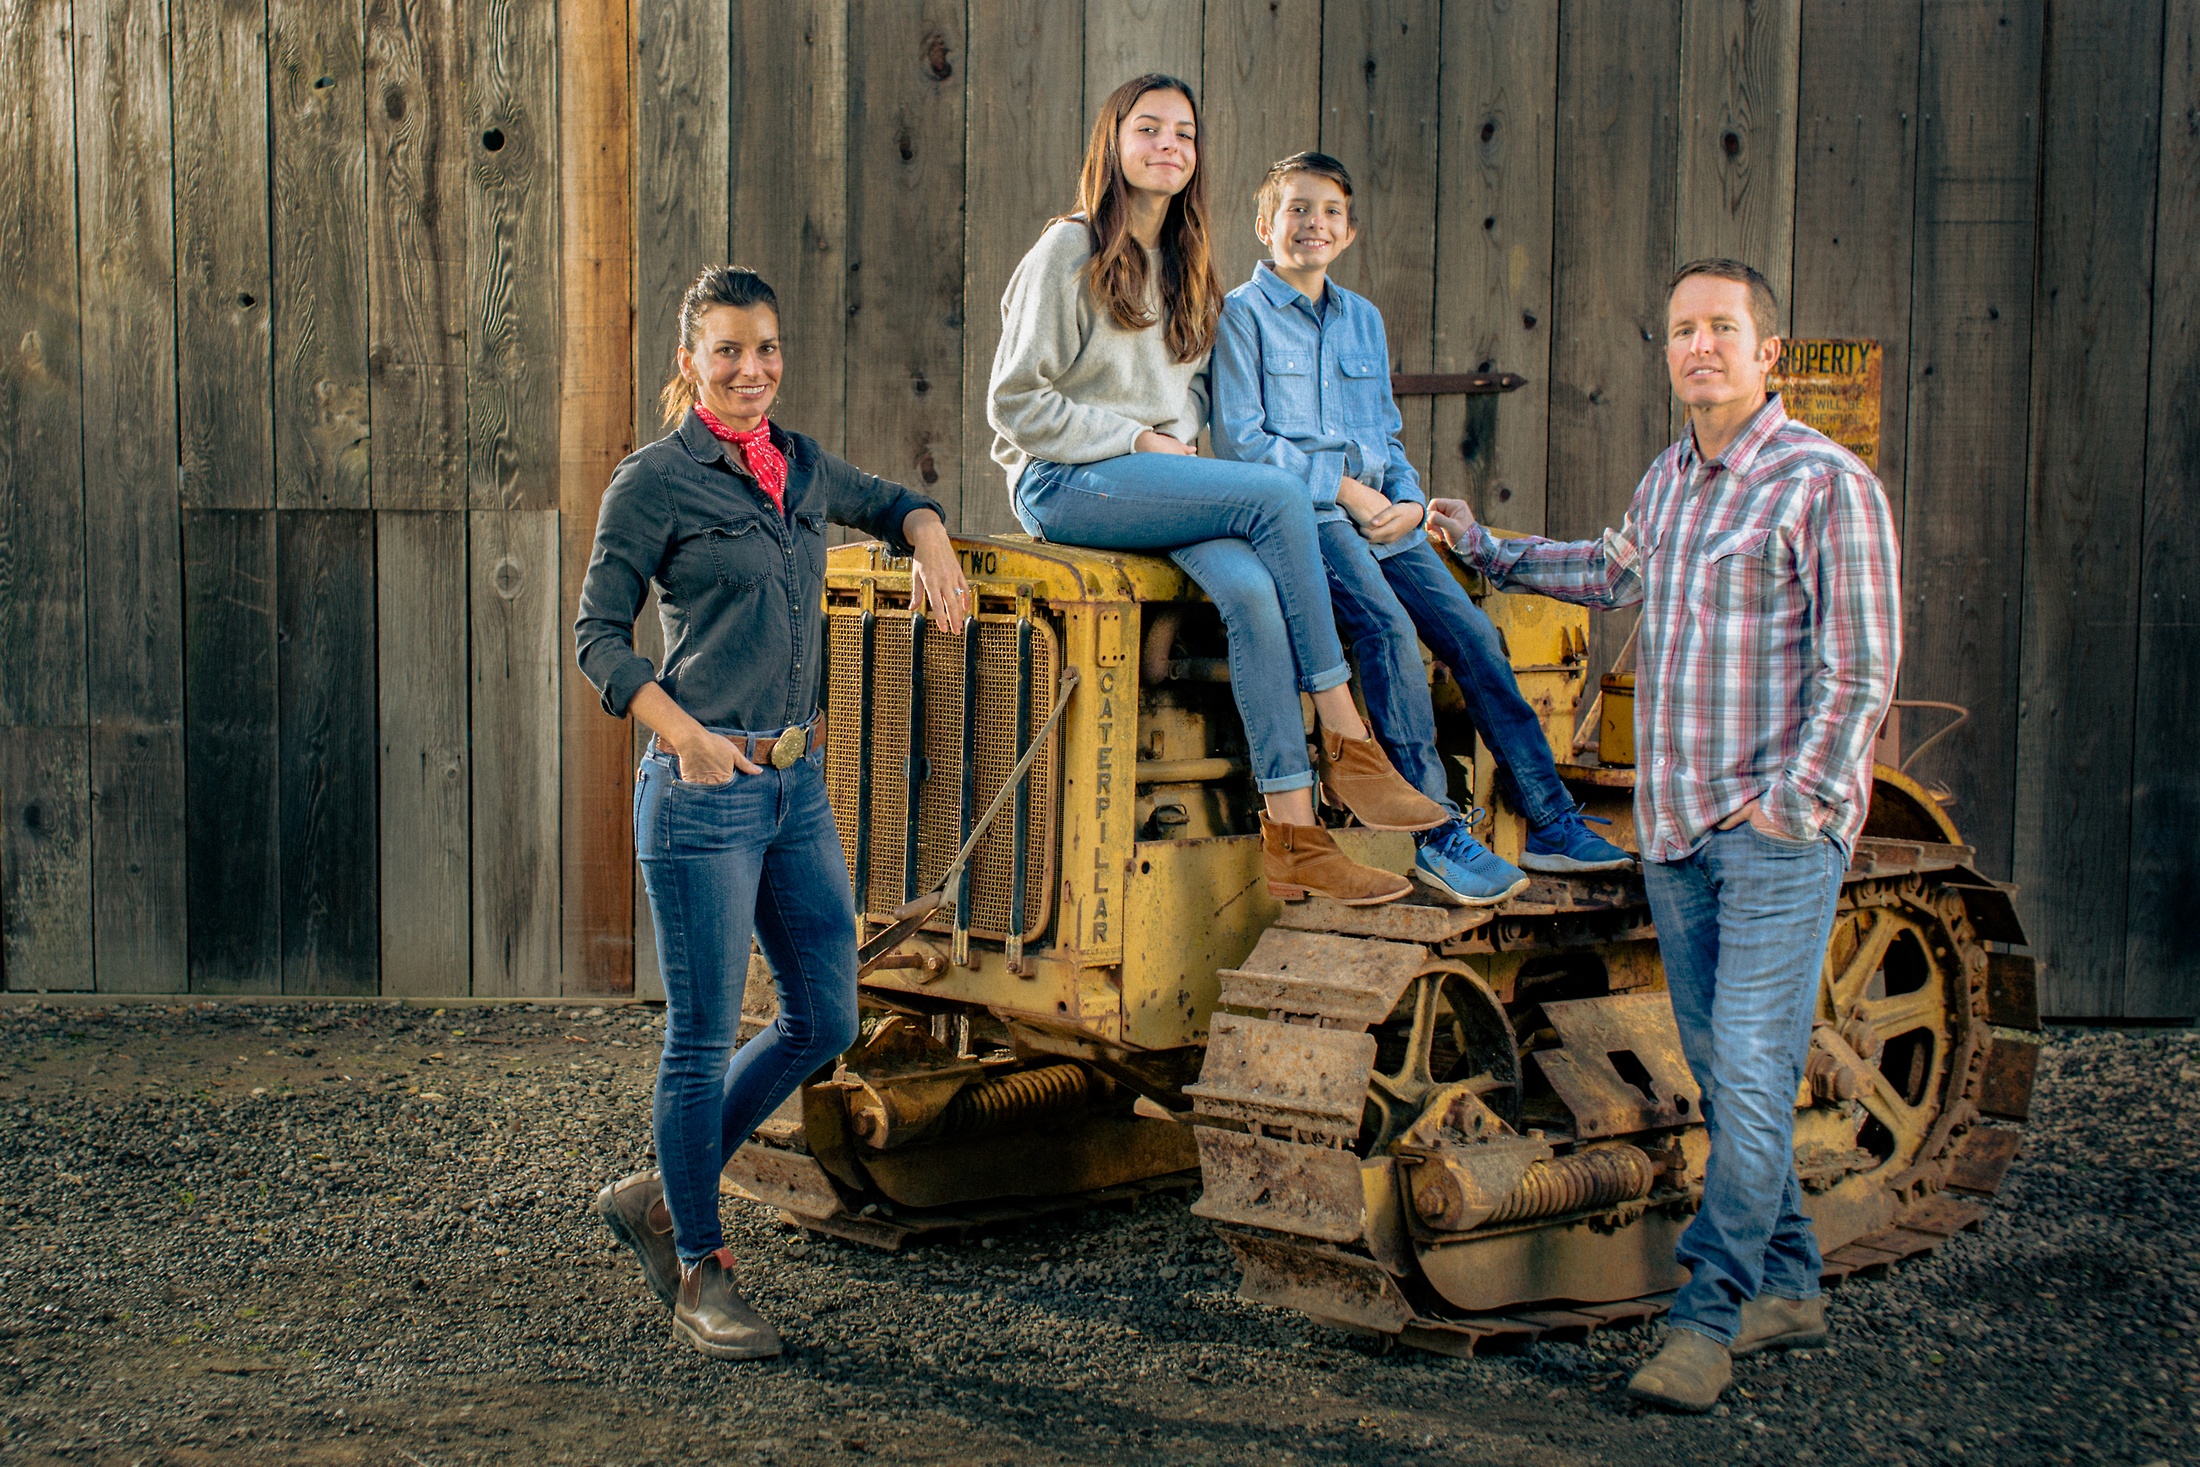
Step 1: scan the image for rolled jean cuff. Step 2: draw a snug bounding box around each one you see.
[1255,769,1315,796]
[1301,660,1352,695]
[1669,1318,1735,1349]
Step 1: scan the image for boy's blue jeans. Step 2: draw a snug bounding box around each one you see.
[1317,524,1573,827]
[1016,454,1352,793]
[635,743,861,1264]
[1642,823,1847,1345]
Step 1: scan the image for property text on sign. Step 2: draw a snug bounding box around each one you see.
[1769,339,1882,472]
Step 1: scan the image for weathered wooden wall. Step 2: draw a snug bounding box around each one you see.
[2,0,2194,1020]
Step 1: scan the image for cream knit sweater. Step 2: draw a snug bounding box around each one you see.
[986,219,1211,491]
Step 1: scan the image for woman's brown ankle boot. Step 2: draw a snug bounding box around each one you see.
[1261,814,1413,905]
[1313,728,1449,831]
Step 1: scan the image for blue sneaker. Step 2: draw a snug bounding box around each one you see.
[1521,808,1636,874]
[1414,817,1530,907]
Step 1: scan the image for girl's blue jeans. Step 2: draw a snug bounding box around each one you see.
[1014,453,1350,793]
[635,741,860,1264]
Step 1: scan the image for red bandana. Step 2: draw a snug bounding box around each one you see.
[694,403,787,513]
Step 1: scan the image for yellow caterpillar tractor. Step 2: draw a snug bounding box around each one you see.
[724,534,2042,1355]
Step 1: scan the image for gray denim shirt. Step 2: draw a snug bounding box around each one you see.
[575,410,941,731]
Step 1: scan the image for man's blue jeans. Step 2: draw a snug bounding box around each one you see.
[1015,454,1351,793]
[1317,526,1573,827]
[635,743,861,1264]
[1642,822,1847,1345]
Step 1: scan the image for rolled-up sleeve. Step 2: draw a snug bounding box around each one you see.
[574,456,670,718]
[818,450,943,554]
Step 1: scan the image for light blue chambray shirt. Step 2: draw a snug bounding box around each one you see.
[1211,260,1427,561]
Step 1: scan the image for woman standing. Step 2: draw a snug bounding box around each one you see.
[576,266,970,1359]
[988,74,1440,904]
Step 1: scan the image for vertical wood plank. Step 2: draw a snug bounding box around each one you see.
[2128,0,2200,1018]
[732,0,849,454]
[963,0,1085,534]
[847,0,967,522]
[174,0,276,511]
[76,0,186,991]
[377,510,469,996]
[278,509,380,994]
[1084,0,1202,129]
[270,0,372,508]
[559,0,636,993]
[1199,0,1319,303]
[469,0,560,511]
[1323,1,1443,477]
[2016,0,2163,1016]
[1897,1,2042,885]
[1432,0,1559,534]
[632,0,727,445]
[183,510,281,993]
[1674,0,1800,305]
[1788,0,1922,527]
[0,734,92,993]
[0,0,91,992]
[1548,0,1681,674]
[470,508,561,996]
[365,0,467,510]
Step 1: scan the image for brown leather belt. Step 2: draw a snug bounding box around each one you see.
[654,711,826,774]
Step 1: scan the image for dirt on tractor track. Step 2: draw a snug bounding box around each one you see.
[0,998,2193,1467]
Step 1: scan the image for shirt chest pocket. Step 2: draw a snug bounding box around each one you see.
[701,516,779,592]
[1261,353,1318,431]
[794,509,827,578]
[1701,527,1774,614]
[1339,354,1389,423]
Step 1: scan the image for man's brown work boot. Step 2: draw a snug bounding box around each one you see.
[1627,1327,1732,1413]
[1314,729,1448,832]
[673,1248,783,1360]
[595,1169,680,1310]
[1262,814,1413,905]
[1730,1293,1828,1357]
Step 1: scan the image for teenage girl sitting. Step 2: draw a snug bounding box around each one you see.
[986,73,1443,905]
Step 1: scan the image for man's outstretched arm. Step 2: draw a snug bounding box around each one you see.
[1426,488,1648,611]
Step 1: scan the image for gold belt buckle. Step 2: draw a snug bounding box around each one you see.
[769,725,806,770]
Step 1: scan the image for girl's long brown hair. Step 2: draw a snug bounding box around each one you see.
[1076,74,1221,364]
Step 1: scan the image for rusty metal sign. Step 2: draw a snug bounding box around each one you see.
[1770,338,1882,471]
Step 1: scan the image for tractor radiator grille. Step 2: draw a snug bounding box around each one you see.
[823,605,1060,944]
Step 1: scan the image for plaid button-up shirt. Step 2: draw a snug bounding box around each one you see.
[1456,395,1901,862]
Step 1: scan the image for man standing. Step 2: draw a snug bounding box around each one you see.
[1426,259,1900,1413]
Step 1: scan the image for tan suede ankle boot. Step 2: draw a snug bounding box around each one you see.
[1314,729,1448,831]
[1261,814,1413,905]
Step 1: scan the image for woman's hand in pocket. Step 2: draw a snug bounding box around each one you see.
[675,728,762,786]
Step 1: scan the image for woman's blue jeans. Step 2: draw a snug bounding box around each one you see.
[1014,454,1350,793]
[635,742,861,1264]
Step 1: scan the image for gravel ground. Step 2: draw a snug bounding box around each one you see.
[0,999,2193,1466]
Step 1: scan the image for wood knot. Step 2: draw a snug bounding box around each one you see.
[924,32,953,81]
[493,558,526,600]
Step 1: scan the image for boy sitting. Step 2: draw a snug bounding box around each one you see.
[1211,151,1631,903]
